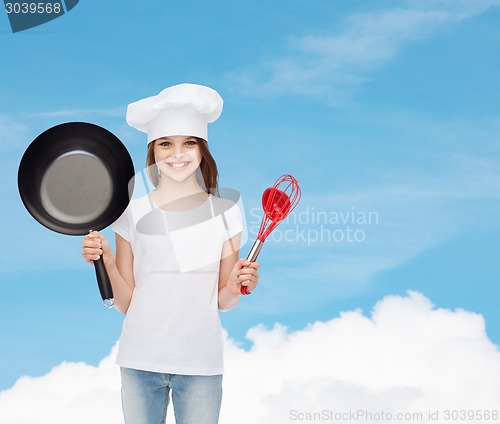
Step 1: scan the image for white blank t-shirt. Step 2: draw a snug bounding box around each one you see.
[112,194,242,375]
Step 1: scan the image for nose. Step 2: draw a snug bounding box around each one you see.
[171,144,185,158]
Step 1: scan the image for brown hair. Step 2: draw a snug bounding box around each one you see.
[146,137,219,193]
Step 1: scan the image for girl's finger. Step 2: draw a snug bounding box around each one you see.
[238,275,258,285]
[238,269,258,279]
[242,280,258,293]
[82,241,101,250]
[243,261,259,270]
[82,253,100,262]
[83,247,103,255]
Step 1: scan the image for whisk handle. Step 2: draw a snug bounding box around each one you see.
[240,239,264,295]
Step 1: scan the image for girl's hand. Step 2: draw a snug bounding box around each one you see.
[227,258,260,296]
[82,231,114,266]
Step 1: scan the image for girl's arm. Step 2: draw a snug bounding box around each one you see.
[82,231,135,314]
[218,233,260,311]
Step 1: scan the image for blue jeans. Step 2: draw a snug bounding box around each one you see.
[120,367,223,424]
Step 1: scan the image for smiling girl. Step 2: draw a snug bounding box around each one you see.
[81,84,259,424]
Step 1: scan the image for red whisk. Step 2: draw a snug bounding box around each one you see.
[241,174,302,295]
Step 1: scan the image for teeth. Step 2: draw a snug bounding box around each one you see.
[168,161,189,169]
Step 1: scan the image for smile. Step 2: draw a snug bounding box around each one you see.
[166,161,191,170]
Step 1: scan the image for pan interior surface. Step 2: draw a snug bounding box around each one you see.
[40,150,113,225]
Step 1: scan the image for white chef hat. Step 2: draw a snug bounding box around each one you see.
[126,83,223,143]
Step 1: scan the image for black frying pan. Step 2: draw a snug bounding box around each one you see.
[18,122,134,308]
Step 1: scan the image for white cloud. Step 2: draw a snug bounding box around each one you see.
[0,114,30,154]
[0,344,122,424]
[228,0,500,101]
[1,291,500,424]
[223,291,500,423]
[25,107,125,119]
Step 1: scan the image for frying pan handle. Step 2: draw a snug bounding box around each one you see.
[240,239,264,295]
[93,256,115,308]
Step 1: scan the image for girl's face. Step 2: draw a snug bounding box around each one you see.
[153,135,202,183]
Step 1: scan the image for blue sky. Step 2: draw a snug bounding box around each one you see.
[1,0,500,397]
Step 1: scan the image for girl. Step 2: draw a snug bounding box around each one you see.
[81,83,259,424]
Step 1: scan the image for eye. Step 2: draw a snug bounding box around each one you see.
[158,140,171,147]
[185,139,198,146]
